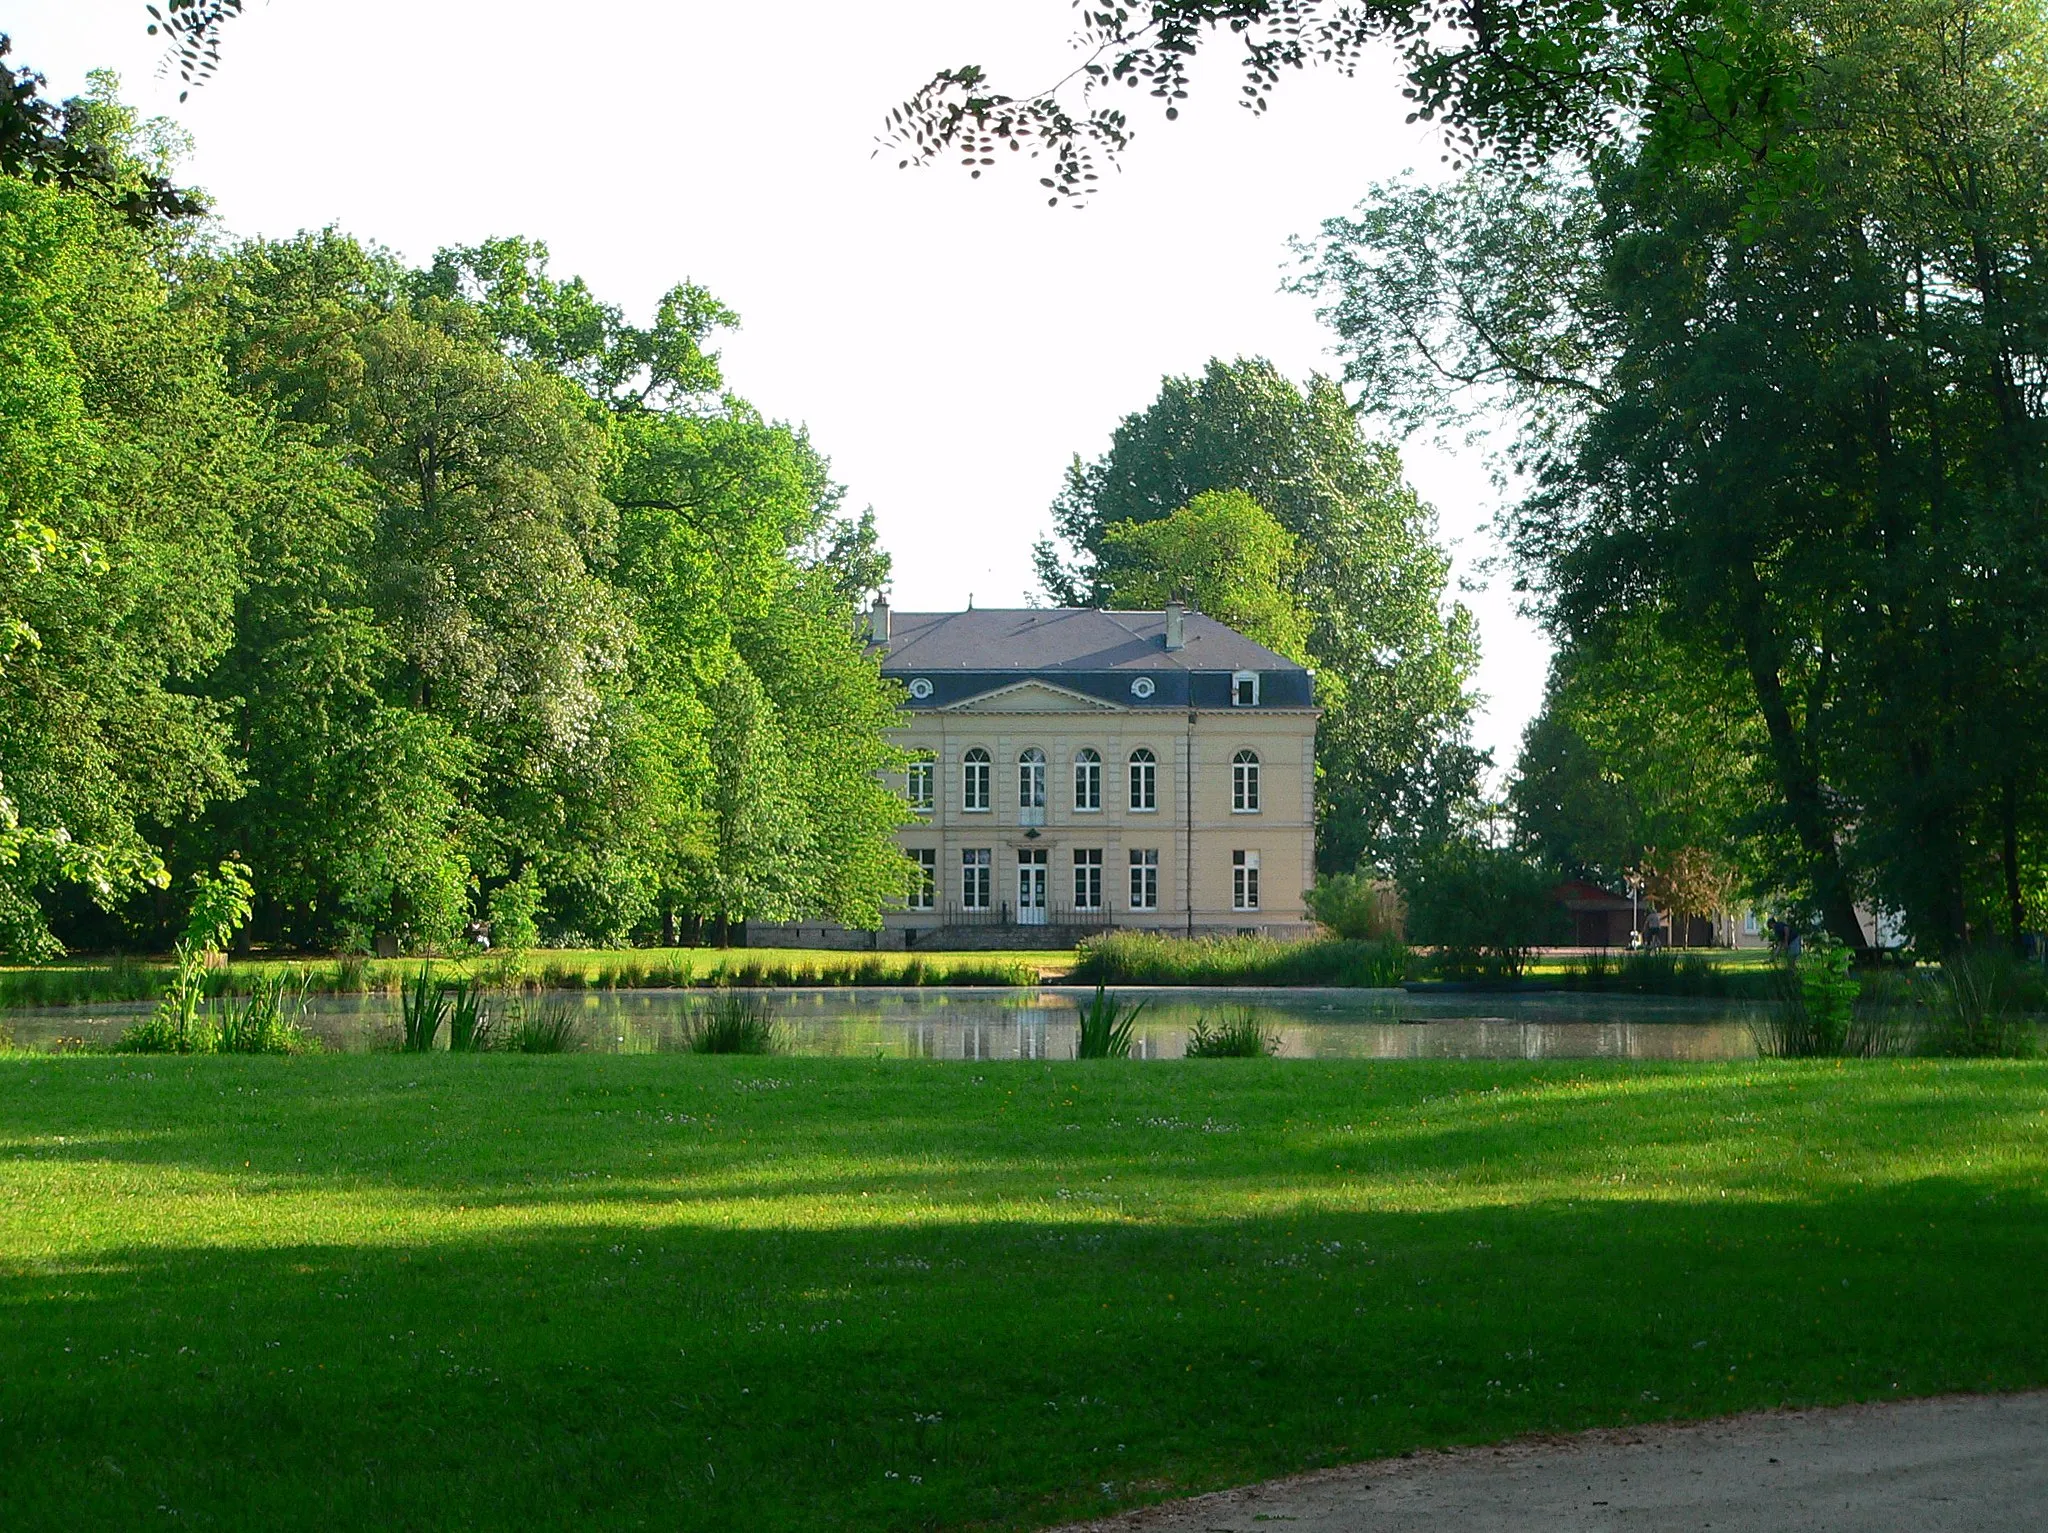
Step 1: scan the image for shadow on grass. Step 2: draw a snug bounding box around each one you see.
[3,1057,2047,1530]
[3,1188,2044,1533]
[1,1055,2039,1213]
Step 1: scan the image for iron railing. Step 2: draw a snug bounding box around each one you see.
[937,902,1114,929]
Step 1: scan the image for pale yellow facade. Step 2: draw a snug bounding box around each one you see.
[884,678,1318,939]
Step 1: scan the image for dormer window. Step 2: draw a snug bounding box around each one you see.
[1232,671,1259,707]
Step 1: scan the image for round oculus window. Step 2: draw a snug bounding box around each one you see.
[1130,677,1156,699]
[908,677,933,700]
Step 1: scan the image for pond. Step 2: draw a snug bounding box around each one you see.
[4,986,1770,1060]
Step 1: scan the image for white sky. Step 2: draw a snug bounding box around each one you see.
[8,0,1549,777]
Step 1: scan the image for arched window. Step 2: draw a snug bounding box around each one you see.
[1073,748,1101,811]
[1232,749,1261,813]
[1017,748,1047,810]
[1128,748,1157,812]
[962,748,992,812]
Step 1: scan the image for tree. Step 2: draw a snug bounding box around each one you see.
[1638,845,1739,935]
[1040,357,1482,872]
[695,656,814,938]
[420,238,733,412]
[1512,616,1772,895]
[1096,490,1311,661]
[0,155,247,954]
[113,1,1823,215]
[1300,0,2048,954]
[201,230,644,943]
[1301,870,1402,940]
[611,399,909,940]
[3,76,919,954]
[1398,838,1565,977]
[199,433,476,950]
[1509,704,1641,889]
[881,1,1765,203]
[0,40,202,222]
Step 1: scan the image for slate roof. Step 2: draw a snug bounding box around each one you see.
[875,609,1304,675]
[872,608,1316,712]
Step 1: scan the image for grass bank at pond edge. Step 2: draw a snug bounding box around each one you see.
[0,947,1067,1010]
[1,1055,2042,1531]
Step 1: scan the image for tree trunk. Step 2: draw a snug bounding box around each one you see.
[1732,576,1869,954]
[2004,773,2025,956]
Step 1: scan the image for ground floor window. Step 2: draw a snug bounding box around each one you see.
[961,848,992,909]
[1073,848,1103,910]
[908,848,936,910]
[1232,850,1260,911]
[1129,849,1158,911]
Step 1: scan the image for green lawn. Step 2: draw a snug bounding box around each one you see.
[3,1056,2043,1531]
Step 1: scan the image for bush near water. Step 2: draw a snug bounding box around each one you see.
[1072,932,1410,988]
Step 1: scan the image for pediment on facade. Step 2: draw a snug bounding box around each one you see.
[940,679,1123,713]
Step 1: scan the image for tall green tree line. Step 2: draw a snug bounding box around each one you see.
[1298,0,2048,953]
[0,78,906,956]
[1037,357,1485,874]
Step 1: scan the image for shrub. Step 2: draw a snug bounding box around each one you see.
[485,868,544,953]
[1071,931,1407,988]
[123,966,317,1056]
[1620,949,1679,992]
[1303,872,1402,941]
[400,962,449,1052]
[214,971,317,1055]
[1569,949,1615,986]
[681,993,780,1054]
[1560,949,1766,998]
[937,958,1037,987]
[1074,984,1142,1059]
[1398,841,1564,978]
[1920,950,2039,1058]
[505,1000,578,1053]
[445,976,493,1052]
[1184,1009,1277,1057]
[1750,942,1903,1058]
[121,861,256,1054]
[117,1009,209,1055]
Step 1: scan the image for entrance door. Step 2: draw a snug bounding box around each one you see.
[1016,849,1047,925]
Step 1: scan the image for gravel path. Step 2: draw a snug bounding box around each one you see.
[1055,1392,2048,1532]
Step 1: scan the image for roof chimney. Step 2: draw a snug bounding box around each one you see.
[1164,600,1185,652]
[868,599,891,644]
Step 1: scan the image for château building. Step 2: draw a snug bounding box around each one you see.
[757,602,1321,949]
